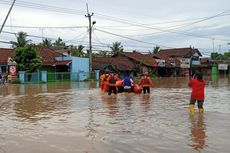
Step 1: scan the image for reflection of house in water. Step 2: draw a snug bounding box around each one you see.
[189,114,207,151]
[13,93,71,122]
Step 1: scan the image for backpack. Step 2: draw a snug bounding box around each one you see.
[109,75,116,84]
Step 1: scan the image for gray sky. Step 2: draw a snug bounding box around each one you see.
[0,0,230,56]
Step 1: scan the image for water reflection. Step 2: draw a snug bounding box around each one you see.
[86,96,97,140]
[101,94,119,116]
[13,94,71,122]
[139,94,151,112]
[189,114,207,151]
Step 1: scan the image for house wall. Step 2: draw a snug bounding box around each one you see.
[55,56,89,81]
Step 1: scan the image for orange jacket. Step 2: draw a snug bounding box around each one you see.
[108,74,119,86]
[139,76,153,87]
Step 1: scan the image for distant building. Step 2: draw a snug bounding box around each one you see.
[0,46,89,81]
[152,47,205,76]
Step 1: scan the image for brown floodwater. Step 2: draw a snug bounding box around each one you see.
[0,76,230,153]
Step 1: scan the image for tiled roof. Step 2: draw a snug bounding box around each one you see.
[0,46,64,66]
[54,60,72,66]
[118,51,156,67]
[37,46,64,66]
[0,48,14,65]
[154,48,202,58]
[93,57,135,71]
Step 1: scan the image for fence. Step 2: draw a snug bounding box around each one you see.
[19,71,99,84]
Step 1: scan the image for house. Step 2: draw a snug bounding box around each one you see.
[0,46,89,81]
[0,48,14,75]
[113,51,157,76]
[152,47,204,76]
[92,56,135,76]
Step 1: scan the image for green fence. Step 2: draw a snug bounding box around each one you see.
[22,71,98,83]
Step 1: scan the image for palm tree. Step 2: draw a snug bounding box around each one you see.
[53,37,66,47]
[10,31,31,48]
[71,45,85,57]
[110,41,123,55]
[41,38,52,47]
[149,45,160,54]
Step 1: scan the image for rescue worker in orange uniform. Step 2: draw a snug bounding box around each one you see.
[107,72,119,95]
[139,71,153,94]
[103,73,110,93]
[100,73,106,90]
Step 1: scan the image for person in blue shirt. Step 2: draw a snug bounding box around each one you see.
[123,72,133,93]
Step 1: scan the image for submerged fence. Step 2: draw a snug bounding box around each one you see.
[19,71,99,84]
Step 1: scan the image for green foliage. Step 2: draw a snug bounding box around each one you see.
[53,37,66,47]
[110,41,124,55]
[149,45,160,54]
[41,38,52,47]
[70,45,86,57]
[13,44,42,72]
[96,50,112,57]
[211,52,230,60]
[10,31,31,48]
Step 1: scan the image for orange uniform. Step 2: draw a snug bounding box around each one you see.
[139,76,153,87]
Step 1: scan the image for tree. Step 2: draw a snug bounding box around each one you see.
[13,44,42,73]
[40,38,52,47]
[70,45,86,57]
[150,45,160,54]
[98,50,112,57]
[110,41,123,55]
[53,37,66,47]
[10,31,31,48]
[211,52,230,60]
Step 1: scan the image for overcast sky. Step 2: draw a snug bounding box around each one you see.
[0,0,230,56]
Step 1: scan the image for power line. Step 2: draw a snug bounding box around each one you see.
[95,28,173,48]
[94,10,230,42]
[2,25,88,29]
[0,0,85,15]
[1,0,229,42]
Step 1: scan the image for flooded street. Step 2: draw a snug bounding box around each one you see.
[0,76,230,153]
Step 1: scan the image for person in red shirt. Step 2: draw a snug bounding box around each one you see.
[188,72,206,114]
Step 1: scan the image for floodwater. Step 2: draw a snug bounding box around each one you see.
[0,76,230,153]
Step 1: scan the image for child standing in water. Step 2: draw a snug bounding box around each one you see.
[188,72,206,114]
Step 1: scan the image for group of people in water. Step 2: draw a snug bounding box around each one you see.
[100,70,206,114]
[100,71,153,95]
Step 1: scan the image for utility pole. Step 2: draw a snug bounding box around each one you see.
[85,3,94,76]
[212,38,215,53]
[0,0,16,35]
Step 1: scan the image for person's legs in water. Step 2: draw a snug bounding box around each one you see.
[189,99,196,114]
[143,87,147,94]
[113,86,117,94]
[108,86,112,95]
[146,87,150,94]
[197,100,204,113]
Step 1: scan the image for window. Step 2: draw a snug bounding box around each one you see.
[0,66,7,73]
